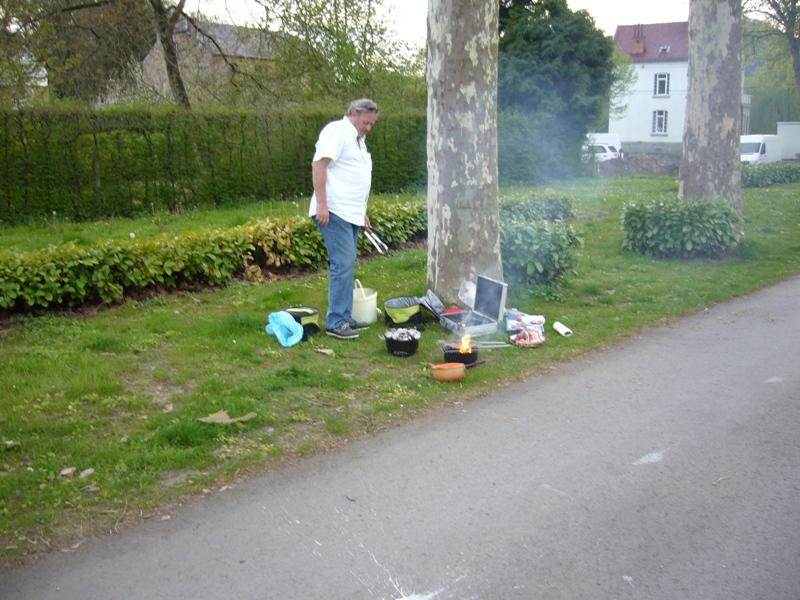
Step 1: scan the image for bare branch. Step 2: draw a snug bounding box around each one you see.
[179,10,269,92]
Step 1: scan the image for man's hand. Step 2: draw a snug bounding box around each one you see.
[364,214,372,232]
[316,205,330,227]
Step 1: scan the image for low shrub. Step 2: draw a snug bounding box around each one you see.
[500,194,582,286]
[501,219,583,286]
[499,190,576,222]
[621,197,742,259]
[0,198,426,311]
[742,162,800,187]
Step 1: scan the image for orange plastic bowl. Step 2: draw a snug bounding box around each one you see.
[431,362,466,382]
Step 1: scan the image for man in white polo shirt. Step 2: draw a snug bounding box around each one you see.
[309,98,378,339]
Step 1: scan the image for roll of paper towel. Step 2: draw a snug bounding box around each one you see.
[553,321,573,337]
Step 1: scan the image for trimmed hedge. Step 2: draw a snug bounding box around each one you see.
[1,106,589,225]
[621,197,742,259]
[0,192,584,311]
[0,197,427,311]
[742,162,800,188]
[0,107,427,224]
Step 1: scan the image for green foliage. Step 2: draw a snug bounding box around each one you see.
[500,193,582,286]
[499,189,576,222]
[743,17,800,131]
[498,111,585,183]
[0,197,426,311]
[742,162,800,187]
[622,198,743,259]
[0,106,426,224]
[230,0,425,111]
[497,0,615,172]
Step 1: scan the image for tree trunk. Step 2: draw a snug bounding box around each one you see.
[679,0,743,211]
[785,23,800,89]
[149,0,191,108]
[426,0,502,303]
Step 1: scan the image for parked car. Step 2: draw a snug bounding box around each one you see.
[583,143,622,163]
[586,133,624,159]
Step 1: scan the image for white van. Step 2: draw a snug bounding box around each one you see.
[586,133,623,159]
[740,134,781,164]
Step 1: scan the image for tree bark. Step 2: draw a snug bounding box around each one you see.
[149,0,190,108]
[679,0,743,211]
[426,0,502,303]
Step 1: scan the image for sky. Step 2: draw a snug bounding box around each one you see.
[186,0,691,45]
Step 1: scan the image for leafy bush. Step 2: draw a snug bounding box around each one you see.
[499,193,582,286]
[621,197,742,259]
[500,189,576,222]
[742,162,800,188]
[0,198,426,311]
[501,219,583,286]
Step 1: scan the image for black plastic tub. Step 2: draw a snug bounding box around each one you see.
[386,336,419,357]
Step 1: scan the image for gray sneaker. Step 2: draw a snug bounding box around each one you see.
[349,319,370,330]
[325,323,359,339]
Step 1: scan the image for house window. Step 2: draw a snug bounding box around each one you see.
[652,110,668,134]
[654,73,670,96]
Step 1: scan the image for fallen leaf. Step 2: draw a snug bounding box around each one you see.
[197,410,257,424]
[315,348,335,357]
[79,468,95,479]
[60,467,76,477]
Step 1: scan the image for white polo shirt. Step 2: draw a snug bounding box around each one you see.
[308,117,373,226]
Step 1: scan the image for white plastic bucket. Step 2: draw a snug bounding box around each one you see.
[352,279,378,325]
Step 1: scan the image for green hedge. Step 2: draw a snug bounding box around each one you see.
[0,197,426,311]
[500,193,582,286]
[0,107,427,224]
[1,106,588,225]
[742,162,800,187]
[0,191,585,311]
[621,197,742,259]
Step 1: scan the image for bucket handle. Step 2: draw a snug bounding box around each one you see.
[354,279,367,299]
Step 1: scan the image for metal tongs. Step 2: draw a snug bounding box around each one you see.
[364,228,389,254]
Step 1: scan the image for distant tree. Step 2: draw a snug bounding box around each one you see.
[427,0,502,302]
[743,16,800,130]
[255,0,421,108]
[35,0,154,102]
[745,0,800,88]
[0,0,244,108]
[0,1,40,105]
[495,0,615,180]
[497,0,615,130]
[679,0,743,211]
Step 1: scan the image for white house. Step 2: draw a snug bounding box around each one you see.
[609,22,690,155]
[609,21,752,156]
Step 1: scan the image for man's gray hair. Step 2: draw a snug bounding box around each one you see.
[347,98,378,115]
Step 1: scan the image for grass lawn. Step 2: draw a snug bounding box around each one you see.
[1,175,799,565]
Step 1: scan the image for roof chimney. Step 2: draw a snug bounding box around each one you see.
[631,24,646,56]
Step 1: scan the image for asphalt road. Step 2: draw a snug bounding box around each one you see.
[3,277,799,600]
